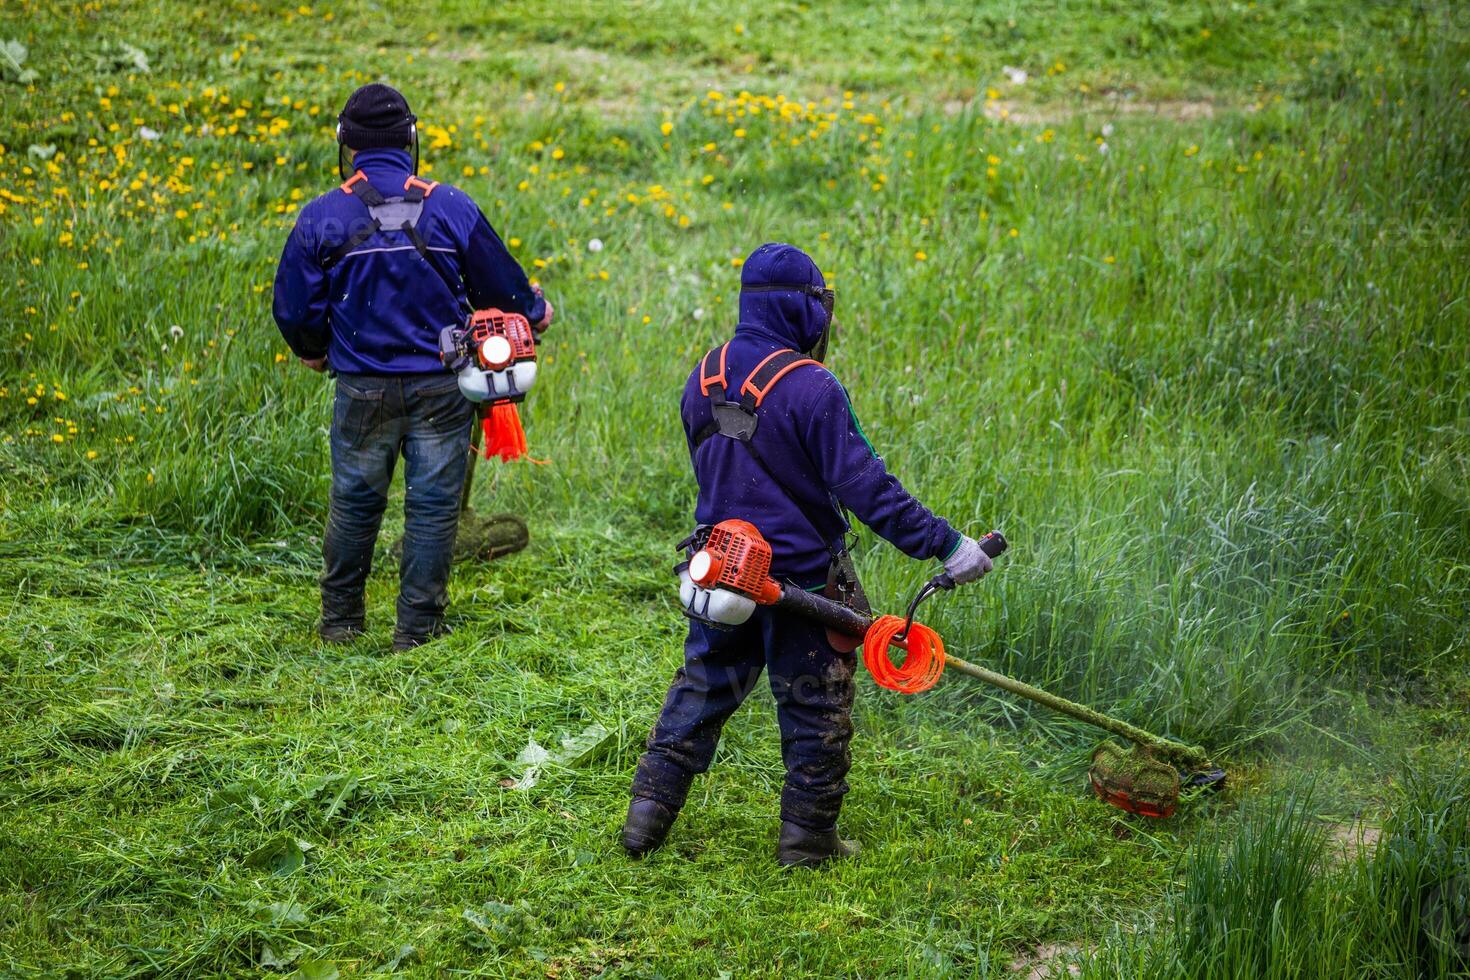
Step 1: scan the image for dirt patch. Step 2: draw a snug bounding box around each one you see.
[945,96,1220,125]
[1008,942,1082,979]
[1325,820,1383,863]
[433,46,486,63]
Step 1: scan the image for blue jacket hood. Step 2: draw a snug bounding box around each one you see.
[735,242,829,353]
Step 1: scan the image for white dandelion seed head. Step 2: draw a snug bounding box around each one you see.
[168,324,184,340]
[587,238,603,253]
[1002,65,1029,85]
[1101,122,1115,137]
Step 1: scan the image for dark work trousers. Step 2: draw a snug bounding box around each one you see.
[320,372,474,642]
[631,607,858,831]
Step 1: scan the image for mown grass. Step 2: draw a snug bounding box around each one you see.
[3,0,1469,976]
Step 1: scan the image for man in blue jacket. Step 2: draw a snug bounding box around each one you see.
[273,84,550,651]
[623,242,992,866]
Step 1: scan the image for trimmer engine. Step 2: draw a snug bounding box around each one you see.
[439,308,538,404]
[678,520,784,627]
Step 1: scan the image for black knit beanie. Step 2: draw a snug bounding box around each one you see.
[337,83,415,150]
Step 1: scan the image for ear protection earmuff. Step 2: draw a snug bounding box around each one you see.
[333,113,419,178]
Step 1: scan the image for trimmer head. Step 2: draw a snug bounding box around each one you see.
[392,513,529,563]
[1089,740,1226,819]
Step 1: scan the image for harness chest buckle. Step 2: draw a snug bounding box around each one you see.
[711,401,758,441]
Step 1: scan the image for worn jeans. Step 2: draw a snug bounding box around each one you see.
[631,609,858,831]
[320,372,474,641]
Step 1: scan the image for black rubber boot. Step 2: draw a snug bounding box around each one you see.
[319,623,365,644]
[776,821,860,868]
[392,622,450,652]
[621,797,678,857]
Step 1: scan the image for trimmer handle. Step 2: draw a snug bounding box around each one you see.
[932,530,1008,591]
[896,531,1007,639]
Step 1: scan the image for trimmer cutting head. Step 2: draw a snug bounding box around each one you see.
[1089,740,1226,819]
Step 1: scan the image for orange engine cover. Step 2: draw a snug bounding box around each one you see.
[692,520,782,605]
[467,309,536,370]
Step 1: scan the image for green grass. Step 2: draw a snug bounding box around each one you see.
[3,0,1470,976]
[1084,767,1470,978]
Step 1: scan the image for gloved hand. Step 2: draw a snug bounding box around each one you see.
[944,535,994,585]
[531,284,554,338]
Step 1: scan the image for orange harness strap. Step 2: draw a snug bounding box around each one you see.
[740,349,820,407]
[699,343,730,396]
[403,175,439,197]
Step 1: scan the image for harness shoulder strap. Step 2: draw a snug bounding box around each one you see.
[324,172,383,270]
[740,349,820,409]
[342,171,387,207]
[699,343,729,398]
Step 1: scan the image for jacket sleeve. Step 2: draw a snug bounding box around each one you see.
[460,205,547,324]
[271,208,331,359]
[801,374,962,562]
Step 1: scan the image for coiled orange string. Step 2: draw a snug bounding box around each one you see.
[862,615,945,693]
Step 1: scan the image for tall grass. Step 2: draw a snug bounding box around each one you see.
[1084,766,1470,978]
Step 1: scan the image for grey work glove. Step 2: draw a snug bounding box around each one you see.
[944,535,994,585]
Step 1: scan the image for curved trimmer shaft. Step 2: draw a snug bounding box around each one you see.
[770,576,1212,773]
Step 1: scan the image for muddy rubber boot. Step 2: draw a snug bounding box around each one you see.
[392,622,451,653]
[319,623,365,644]
[776,821,860,868]
[621,797,678,857]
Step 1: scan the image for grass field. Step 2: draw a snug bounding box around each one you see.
[3,1,1470,976]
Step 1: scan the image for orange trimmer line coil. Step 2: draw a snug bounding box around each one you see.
[862,615,945,693]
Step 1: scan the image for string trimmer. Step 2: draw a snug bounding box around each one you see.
[394,306,542,563]
[677,520,1226,818]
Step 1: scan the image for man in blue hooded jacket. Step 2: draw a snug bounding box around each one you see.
[623,242,993,866]
[273,83,550,651]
